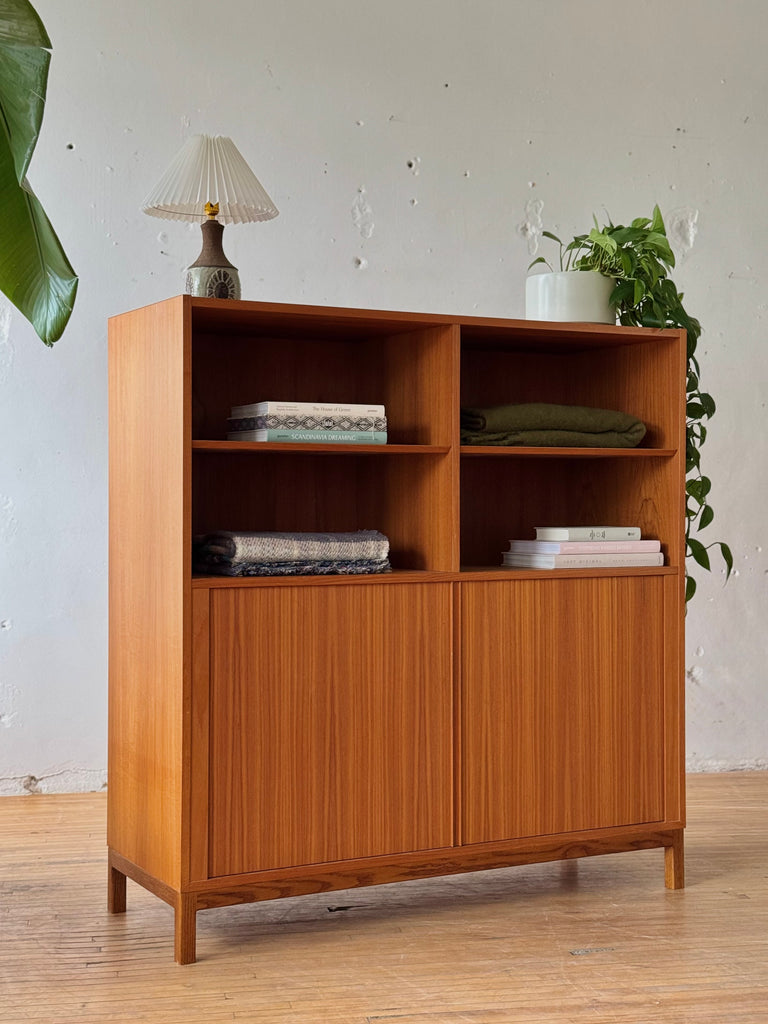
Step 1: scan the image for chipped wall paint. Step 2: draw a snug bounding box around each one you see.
[0,495,17,543]
[1,0,766,793]
[0,768,108,797]
[0,681,20,730]
[0,302,12,384]
[351,187,375,240]
[667,207,699,259]
[517,198,545,256]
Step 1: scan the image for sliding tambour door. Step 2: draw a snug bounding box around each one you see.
[207,581,454,876]
[460,576,668,844]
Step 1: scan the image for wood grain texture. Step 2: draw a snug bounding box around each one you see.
[207,582,454,876]
[460,576,668,844]
[188,588,210,884]
[194,828,682,907]
[107,296,190,889]
[192,450,454,571]
[106,296,686,968]
[174,892,198,965]
[460,454,682,568]
[665,828,685,889]
[460,330,684,447]
[3,775,764,1020]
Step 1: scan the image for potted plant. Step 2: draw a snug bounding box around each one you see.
[0,0,77,345]
[526,230,618,323]
[527,206,732,601]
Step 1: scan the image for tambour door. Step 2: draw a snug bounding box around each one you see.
[206,581,454,877]
[460,576,671,845]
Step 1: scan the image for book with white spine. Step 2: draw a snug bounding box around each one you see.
[227,429,387,444]
[228,413,388,433]
[231,400,385,418]
[502,551,664,569]
[534,526,641,542]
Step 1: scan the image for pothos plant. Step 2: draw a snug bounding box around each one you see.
[530,205,732,602]
[0,0,77,344]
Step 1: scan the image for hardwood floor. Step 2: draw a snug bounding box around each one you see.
[1,772,766,1023]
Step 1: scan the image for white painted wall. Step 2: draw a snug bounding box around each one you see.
[1,0,766,793]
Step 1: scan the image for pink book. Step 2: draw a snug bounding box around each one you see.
[507,539,661,554]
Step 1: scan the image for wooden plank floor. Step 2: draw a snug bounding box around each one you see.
[1,772,766,1023]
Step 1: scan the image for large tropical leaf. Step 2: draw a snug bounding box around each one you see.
[0,144,77,344]
[0,0,77,345]
[0,0,50,182]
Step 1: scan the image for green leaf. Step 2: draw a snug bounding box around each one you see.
[685,574,697,602]
[699,504,714,530]
[0,0,77,344]
[686,479,705,502]
[699,392,716,417]
[719,542,734,577]
[541,230,562,243]
[588,229,618,254]
[527,256,550,271]
[0,144,78,345]
[688,537,711,571]
[0,0,51,183]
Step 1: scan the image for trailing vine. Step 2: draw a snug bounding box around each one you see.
[531,206,733,600]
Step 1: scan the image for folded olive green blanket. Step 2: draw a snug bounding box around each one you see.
[460,402,646,448]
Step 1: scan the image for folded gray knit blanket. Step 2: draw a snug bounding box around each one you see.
[460,402,646,448]
[207,557,392,578]
[194,530,391,575]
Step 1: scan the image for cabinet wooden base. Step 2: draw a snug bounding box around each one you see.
[108,826,685,964]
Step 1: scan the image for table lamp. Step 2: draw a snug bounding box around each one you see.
[142,134,278,299]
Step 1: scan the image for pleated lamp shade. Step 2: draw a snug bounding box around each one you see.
[142,135,278,224]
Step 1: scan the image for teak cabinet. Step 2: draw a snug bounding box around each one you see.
[108,296,686,963]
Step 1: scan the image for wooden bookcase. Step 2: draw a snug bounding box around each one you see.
[108,295,686,963]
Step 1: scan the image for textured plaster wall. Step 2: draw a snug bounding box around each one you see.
[1,0,766,793]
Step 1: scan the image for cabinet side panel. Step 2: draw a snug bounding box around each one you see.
[108,298,189,888]
[461,577,667,844]
[665,572,686,824]
[208,582,454,876]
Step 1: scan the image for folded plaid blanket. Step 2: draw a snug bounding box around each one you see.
[194,530,391,575]
[460,402,646,448]
[203,557,392,577]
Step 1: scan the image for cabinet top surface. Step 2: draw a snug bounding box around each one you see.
[111,295,684,345]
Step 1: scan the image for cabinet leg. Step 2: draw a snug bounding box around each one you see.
[664,830,685,889]
[174,893,198,965]
[108,856,127,914]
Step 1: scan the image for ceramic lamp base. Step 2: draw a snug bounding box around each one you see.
[185,265,241,300]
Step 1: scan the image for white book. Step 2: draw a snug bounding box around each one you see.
[502,551,664,569]
[535,526,641,542]
[508,539,660,554]
[230,400,386,418]
[227,429,387,444]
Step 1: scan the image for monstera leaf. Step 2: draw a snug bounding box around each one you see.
[0,0,77,345]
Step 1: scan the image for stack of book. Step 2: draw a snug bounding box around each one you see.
[502,526,664,569]
[227,400,387,444]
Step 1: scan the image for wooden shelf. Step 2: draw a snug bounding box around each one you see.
[192,569,452,588]
[459,446,677,458]
[459,565,678,580]
[192,441,451,455]
[193,565,679,587]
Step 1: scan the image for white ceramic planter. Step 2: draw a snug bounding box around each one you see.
[526,271,616,324]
